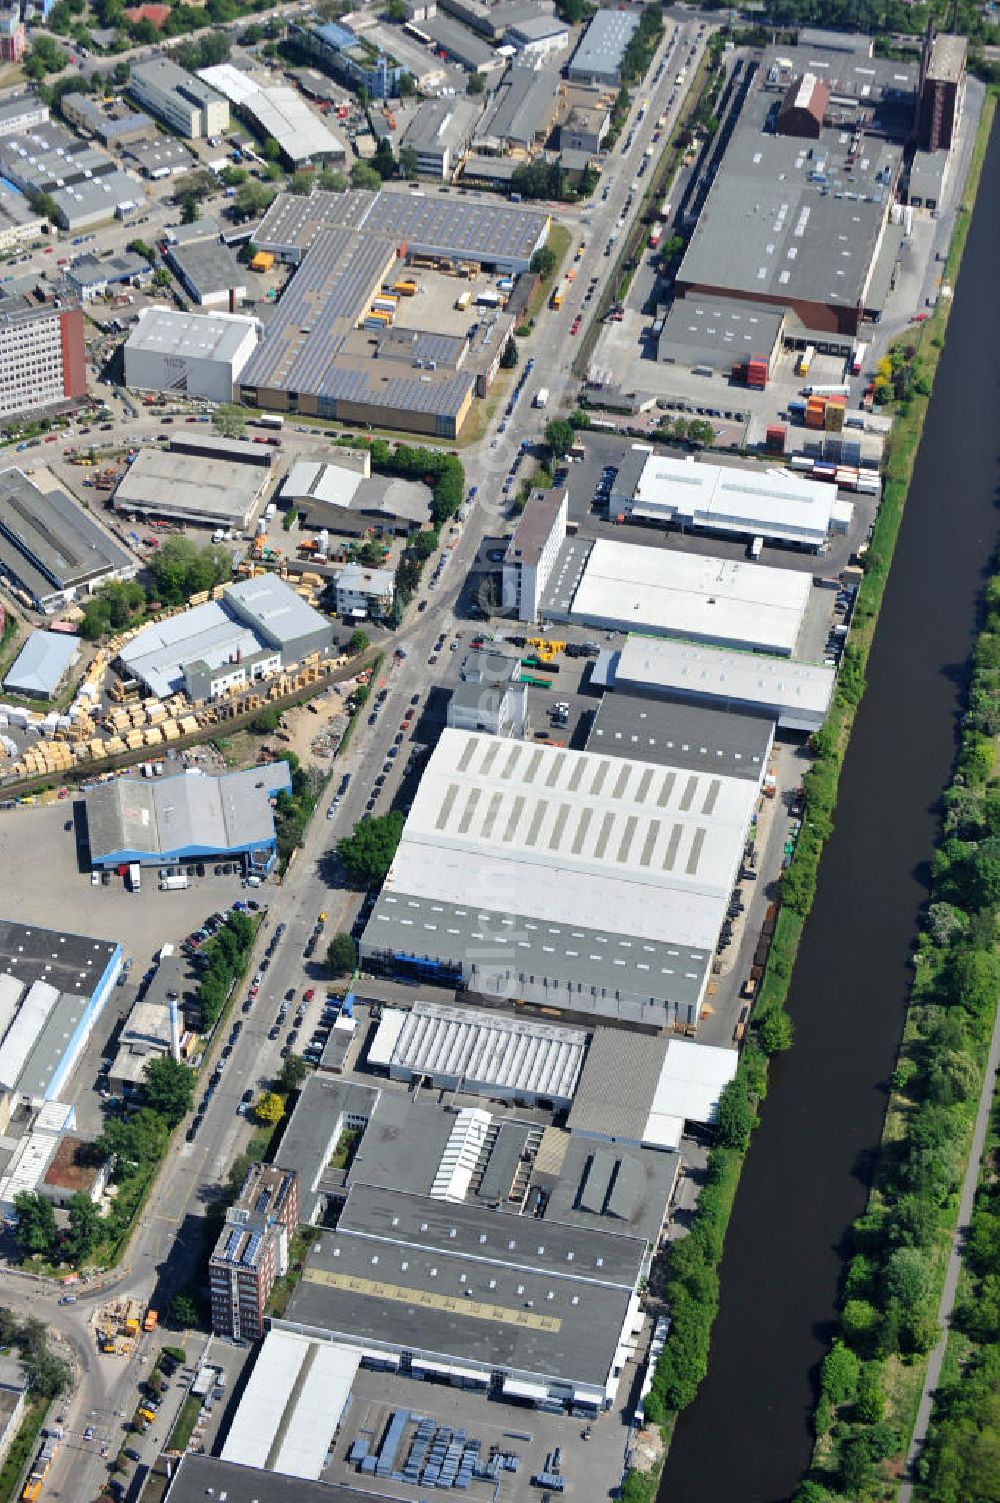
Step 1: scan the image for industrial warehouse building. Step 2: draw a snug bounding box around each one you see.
[369,1002,587,1108]
[0,920,122,1122]
[0,468,136,613]
[238,188,549,437]
[166,236,246,308]
[596,635,836,733]
[657,297,786,377]
[2,630,80,700]
[281,458,431,537]
[85,760,292,871]
[124,308,260,403]
[220,1330,357,1476]
[674,44,920,338]
[113,441,271,531]
[612,451,853,550]
[117,575,333,700]
[198,63,347,167]
[0,123,140,231]
[567,9,639,86]
[274,1069,679,1411]
[360,723,769,1029]
[540,537,812,656]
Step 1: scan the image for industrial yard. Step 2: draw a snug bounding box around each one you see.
[0,8,983,1503]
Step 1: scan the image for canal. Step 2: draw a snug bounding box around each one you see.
[660,119,1000,1503]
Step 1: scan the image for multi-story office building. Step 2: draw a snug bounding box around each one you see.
[208,1164,300,1341]
[502,486,568,621]
[918,25,966,151]
[0,297,86,422]
[0,91,47,138]
[128,58,229,139]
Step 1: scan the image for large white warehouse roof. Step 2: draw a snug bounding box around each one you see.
[627,452,842,548]
[613,635,837,731]
[564,539,811,656]
[365,728,761,1011]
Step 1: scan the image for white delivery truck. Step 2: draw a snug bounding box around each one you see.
[533,388,549,409]
[128,863,141,892]
[159,874,189,891]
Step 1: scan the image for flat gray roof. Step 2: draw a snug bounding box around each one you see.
[277,1074,380,1224]
[504,487,565,567]
[659,296,785,368]
[540,1130,679,1248]
[402,94,483,155]
[285,1180,643,1388]
[473,67,559,148]
[67,251,148,288]
[131,56,225,108]
[165,1455,378,1503]
[114,448,267,524]
[567,1029,668,1143]
[926,32,966,83]
[587,692,774,781]
[677,48,915,314]
[167,238,244,299]
[422,14,497,68]
[125,136,195,172]
[0,919,117,997]
[0,468,133,599]
[909,148,948,201]
[569,9,639,76]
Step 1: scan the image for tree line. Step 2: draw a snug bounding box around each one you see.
[794,553,1000,1501]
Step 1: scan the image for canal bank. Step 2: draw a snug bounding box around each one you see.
[660,115,1000,1503]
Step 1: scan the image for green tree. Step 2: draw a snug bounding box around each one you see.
[544,418,574,459]
[409,530,438,561]
[143,1057,195,1128]
[255,1090,285,1125]
[279,1054,308,1092]
[220,165,248,187]
[64,1192,103,1267]
[351,160,382,190]
[687,418,716,447]
[12,1193,58,1261]
[289,169,315,195]
[234,180,277,221]
[399,146,419,180]
[213,403,246,438]
[338,811,405,887]
[500,337,518,370]
[715,1079,754,1151]
[530,245,556,279]
[251,706,282,734]
[467,72,485,95]
[168,1289,202,1328]
[262,136,282,162]
[318,168,348,192]
[348,629,370,655]
[327,932,358,976]
[821,1339,860,1406]
[758,1010,794,1054]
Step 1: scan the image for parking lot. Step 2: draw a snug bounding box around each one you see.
[324,1367,631,1503]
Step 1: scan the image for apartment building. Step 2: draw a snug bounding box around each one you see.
[208,1164,300,1341]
